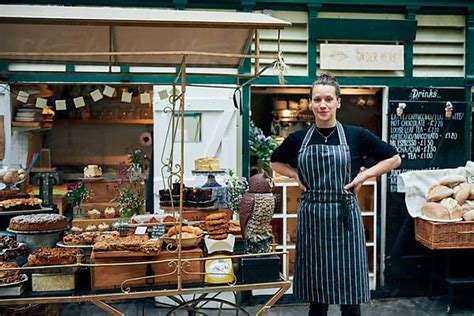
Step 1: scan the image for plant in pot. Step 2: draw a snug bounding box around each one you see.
[66,181,92,218]
[113,148,148,220]
[249,121,278,175]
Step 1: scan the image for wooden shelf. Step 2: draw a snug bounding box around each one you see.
[55,119,153,125]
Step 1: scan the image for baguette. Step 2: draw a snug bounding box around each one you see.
[453,183,470,205]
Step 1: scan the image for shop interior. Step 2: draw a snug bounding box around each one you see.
[10,84,153,180]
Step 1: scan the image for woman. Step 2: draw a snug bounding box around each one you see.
[271,73,401,316]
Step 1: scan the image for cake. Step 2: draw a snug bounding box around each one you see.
[0,198,42,212]
[98,223,110,232]
[9,213,67,231]
[27,248,79,266]
[88,209,101,219]
[194,157,220,171]
[0,262,22,285]
[83,165,102,178]
[63,232,97,245]
[104,207,116,218]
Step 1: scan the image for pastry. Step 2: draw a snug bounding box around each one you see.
[93,235,161,253]
[98,223,110,232]
[0,198,42,212]
[104,207,116,218]
[194,157,220,171]
[453,183,470,205]
[86,224,97,232]
[0,262,21,285]
[426,185,454,202]
[9,213,67,231]
[167,225,203,237]
[63,232,97,245]
[421,202,449,220]
[27,248,79,266]
[71,226,83,233]
[440,197,458,210]
[88,209,101,219]
[439,175,466,187]
[229,220,241,234]
[163,214,176,223]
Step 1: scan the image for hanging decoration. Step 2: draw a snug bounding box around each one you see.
[103,85,115,98]
[90,89,104,102]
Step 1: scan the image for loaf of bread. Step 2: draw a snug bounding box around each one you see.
[426,185,454,202]
[453,183,471,205]
[461,200,474,213]
[421,202,450,220]
[439,175,466,187]
[27,247,79,266]
[440,197,458,210]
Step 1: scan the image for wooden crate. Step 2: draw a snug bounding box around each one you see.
[91,248,203,289]
[414,217,474,250]
[83,180,118,203]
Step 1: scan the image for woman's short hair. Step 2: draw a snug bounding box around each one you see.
[310,72,341,98]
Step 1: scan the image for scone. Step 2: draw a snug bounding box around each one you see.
[86,224,97,232]
[98,223,110,232]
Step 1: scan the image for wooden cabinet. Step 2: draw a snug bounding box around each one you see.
[269,177,378,294]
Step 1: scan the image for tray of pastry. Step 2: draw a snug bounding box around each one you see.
[0,207,53,216]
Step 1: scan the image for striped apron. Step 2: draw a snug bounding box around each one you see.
[293,121,370,305]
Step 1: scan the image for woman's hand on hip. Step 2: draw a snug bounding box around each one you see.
[344,173,367,194]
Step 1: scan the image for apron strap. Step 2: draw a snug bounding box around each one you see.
[299,124,316,153]
[336,121,347,145]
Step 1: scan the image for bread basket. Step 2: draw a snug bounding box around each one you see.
[163,234,203,249]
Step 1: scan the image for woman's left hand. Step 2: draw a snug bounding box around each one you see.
[344,173,367,194]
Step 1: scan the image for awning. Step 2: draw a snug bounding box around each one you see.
[0,5,290,67]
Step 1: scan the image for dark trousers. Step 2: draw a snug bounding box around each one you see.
[309,302,361,316]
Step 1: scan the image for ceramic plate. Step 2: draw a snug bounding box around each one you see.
[0,274,28,287]
[419,215,463,223]
[14,117,37,122]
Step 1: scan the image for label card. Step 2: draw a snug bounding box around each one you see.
[90,89,103,102]
[134,226,147,235]
[16,91,29,103]
[73,96,85,108]
[55,100,67,111]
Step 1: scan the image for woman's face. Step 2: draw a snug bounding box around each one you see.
[310,84,341,126]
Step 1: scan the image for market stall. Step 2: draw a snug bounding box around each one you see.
[0,5,291,315]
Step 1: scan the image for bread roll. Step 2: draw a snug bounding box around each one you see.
[439,175,466,187]
[454,183,470,205]
[448,205,463,219]
[426,185,454,202]
[463,210,474,221]
[468,187,474,200]
[461,200,474,213]
[440,197,458,210]
[421,202,450,220]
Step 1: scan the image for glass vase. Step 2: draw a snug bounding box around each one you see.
[73,205,84,219]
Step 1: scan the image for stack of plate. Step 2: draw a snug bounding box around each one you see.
[14,108,43,123]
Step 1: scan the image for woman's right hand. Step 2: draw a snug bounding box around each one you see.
[271,162,306,191]
[294,173,306,191]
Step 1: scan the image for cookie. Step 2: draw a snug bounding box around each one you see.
[205,212,227,221]
[208,233,228,240]
[207,223,228,230]
[208,228,228,235]
[206,218,228,226]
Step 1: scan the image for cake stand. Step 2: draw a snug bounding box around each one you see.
[191,169,226,188]
[7,228,65,252]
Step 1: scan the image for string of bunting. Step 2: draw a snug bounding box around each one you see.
[12,85,181,110]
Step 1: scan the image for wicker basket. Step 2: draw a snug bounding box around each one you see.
[414,217,474,250]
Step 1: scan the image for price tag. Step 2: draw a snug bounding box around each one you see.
[134,226,147,235]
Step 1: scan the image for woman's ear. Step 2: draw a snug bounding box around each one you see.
[337,97,341,109]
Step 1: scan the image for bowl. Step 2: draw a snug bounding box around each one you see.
[163,234,202,249]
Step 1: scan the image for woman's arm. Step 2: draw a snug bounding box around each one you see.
[344,154,401,193]
[271,162,306,191]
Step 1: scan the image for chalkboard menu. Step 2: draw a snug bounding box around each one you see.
[384,87,468,288]
[388,87,467,192]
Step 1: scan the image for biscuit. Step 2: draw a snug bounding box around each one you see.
[208,233,228,240]
[207,223,228,230]
[205,212,227,221]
